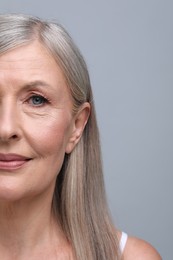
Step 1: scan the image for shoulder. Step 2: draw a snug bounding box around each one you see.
[117,231,162,260]
[123,235,162,260]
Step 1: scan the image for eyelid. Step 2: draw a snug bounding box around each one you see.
[25,92,51,106]
[29,91,50,101]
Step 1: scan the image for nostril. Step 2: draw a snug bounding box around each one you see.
[11,135,18,139]
[0,133,20,142]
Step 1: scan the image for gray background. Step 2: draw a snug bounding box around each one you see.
[0,1,172,259]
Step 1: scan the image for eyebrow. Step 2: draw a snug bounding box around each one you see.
[22,80,52,90]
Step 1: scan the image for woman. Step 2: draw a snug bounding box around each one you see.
[0,14,161,259]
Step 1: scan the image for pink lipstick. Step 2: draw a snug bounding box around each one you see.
[0,153,31,170]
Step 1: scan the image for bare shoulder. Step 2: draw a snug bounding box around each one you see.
[123,235,162,260]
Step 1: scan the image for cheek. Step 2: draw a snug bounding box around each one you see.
[23,113,73,158]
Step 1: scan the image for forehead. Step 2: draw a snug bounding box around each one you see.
[0,41,68,92]
[0,41,63,76]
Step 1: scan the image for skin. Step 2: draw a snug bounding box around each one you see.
[124,236,162,260]
[117,231,162,260]
[0,41,161,259]
[0,41,89,259]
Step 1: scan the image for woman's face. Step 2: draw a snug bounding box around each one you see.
[0,42,84,202]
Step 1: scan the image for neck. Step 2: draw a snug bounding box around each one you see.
[0,190,68,259]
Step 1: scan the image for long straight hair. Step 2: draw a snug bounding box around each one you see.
[0,14,120,260]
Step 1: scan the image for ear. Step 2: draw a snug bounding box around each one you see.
[65,102,90,154]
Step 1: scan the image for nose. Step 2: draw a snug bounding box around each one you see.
[0,100,20,143]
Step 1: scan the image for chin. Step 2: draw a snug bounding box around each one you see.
[0,189,24,203]
[0,180,29,203]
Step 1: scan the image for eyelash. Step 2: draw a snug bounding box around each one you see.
[26,94,50,107]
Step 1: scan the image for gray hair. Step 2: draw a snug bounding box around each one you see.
[0,14,120,260]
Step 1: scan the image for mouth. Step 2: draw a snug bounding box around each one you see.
[0,153,32,171]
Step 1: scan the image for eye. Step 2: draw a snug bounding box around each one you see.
[28,95,48,106]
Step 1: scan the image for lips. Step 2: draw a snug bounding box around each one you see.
[0,153,31,170]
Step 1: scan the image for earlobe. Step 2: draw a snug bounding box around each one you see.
[65,102,90,154]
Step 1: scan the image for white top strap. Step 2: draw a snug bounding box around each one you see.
[120,232,128,253]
